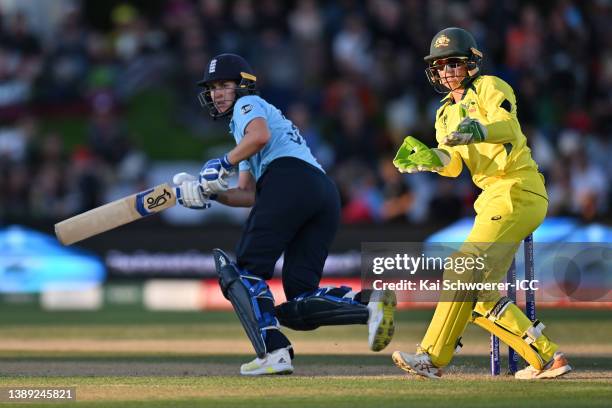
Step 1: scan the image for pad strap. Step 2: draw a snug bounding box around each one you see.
[454,337,463,354]
[522,320,546,345]
[486,296,513,322]
[295,286,361,305]
[240,275,279,333]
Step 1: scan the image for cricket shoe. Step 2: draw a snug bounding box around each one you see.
[367,289,397,351]
[514,352,572,380]
[392,351,442,379]
[240,347,294,376]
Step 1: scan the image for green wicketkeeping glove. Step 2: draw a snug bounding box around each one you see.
[393,136,451,173]
[442,117,488,146]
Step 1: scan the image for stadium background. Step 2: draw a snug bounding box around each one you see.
[0,0,610,308]
[0,1,610,406]
[1,0,610,225]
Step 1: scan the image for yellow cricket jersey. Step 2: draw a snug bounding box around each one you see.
[434,75,547,198]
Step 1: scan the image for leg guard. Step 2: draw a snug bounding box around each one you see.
[419,299,474,367]
[418,250,481,367]
[275,286,369,331]
[214,249,290,358]
[472,298,557,370]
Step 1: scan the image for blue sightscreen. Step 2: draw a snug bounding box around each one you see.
[0,225,106,293]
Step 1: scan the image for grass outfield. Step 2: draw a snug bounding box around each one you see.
[0,307,610,407]
[0,376,610,408]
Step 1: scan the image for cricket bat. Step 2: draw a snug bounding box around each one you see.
[55,183,177,245]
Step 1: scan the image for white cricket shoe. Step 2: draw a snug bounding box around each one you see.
[392,351,442,379]
[367,290,397,351]
[240,347,294,376]
[514,352,572,380]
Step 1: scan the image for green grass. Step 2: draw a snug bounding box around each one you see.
[39,117,89,152]
[38,88,228,161]
[0,308,609,407]
[0,376,610,408]
[0,353,610,370]
[1,305,609,325]
[125,89,213,160]
[0,307,610,345]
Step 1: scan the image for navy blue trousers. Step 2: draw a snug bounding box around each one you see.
[235,157,340,301]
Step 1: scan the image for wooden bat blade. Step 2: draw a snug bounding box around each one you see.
[54,183,176,245]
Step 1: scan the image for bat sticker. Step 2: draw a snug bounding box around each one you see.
[146,189,172,210]
[135,188,173,216]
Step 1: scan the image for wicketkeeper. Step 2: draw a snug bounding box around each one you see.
[173,54,396,375]
[391,28,572,380]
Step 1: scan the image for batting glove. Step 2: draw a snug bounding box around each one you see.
[199,154,235,194]
[173,172,211,210]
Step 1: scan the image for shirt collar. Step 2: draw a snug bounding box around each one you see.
[440,93,453,103]
[439,75,480,103]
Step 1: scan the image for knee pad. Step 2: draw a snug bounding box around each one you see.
[275,286,369,331]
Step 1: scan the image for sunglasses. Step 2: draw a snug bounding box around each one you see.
[431,57,468,71]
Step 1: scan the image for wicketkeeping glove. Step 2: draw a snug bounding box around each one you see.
[393,136,450,173]
[442,117,487,146]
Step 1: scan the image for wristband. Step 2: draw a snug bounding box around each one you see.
[221,154,234,170]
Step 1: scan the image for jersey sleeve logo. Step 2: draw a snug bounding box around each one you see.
[241,104,253,114]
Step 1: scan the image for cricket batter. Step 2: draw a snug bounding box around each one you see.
[173,54,396,375]
[391,28,572,379]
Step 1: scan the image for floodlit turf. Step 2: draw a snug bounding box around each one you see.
[0,307,610,407]
[0,376,610,408]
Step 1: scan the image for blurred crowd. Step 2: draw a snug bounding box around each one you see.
[0,0,610,225]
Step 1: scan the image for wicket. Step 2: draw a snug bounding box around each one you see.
[490,234,535,375]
